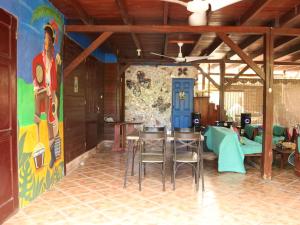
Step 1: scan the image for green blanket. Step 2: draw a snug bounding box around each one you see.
[205,126,246,173]
[241,137,262,155]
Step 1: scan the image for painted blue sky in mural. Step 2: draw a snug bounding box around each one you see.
[0,0,117,83]
[0,0,63,83]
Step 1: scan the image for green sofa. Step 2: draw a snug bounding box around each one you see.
[254,125,287,145]
[205,126,262,174]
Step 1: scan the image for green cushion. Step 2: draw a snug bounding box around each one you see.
[254,135,285,145]
[273,125,286,137]
[244,124,260,139]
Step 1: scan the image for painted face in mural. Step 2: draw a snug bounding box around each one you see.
[44,32,52,52]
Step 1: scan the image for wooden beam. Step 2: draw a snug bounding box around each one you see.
[219,61,225,120]
[118,57,300,66]
[62,0,93,24]
[239,0,272,25]
[217,32,265,80]
[197,65,220,90]
[204,0,271,58]
[201,38,223,56]
[65,25,269,34]
[274,43,300,60]
[224,35,262,59]
[225,65,249,89]
[163,2,169,55]
[118,63,130,76]
[64,32,113,77]
[114,0,143,57]
[279,4,300,27]
[189,35,203,56]
[261,30,274,180]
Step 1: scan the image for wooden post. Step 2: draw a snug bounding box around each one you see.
[219,60,225,121]
[261,29,274,179]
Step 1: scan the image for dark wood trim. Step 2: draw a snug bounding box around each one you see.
[65,25,270,34]
[217,32,265,80]
[114,0,143,57]
[64,32,113,77]
[261,30,274,180]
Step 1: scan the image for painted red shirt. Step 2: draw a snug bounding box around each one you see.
[32,51,57,92]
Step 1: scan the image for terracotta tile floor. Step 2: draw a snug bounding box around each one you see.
[4,145,300,225]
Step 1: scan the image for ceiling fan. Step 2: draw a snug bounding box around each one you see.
[150,42,210,63]
[161,0,243,26]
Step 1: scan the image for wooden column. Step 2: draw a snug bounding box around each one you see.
[261,29,274,179]
[219,61,225,121]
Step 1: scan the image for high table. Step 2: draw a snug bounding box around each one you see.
[105,121,143,152]
[123,130,204,188]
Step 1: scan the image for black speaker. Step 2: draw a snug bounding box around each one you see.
[241,113,251,128]
[192,112,201,129]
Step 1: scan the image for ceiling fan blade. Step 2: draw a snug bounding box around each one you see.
[208,0,243,11]
[150,52,176,60]
[184,56,210,62]
[160,0,188,7]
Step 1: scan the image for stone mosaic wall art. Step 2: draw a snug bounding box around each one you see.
[125,66,197,129]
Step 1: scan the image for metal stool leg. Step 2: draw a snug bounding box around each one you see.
[123,140,133,188]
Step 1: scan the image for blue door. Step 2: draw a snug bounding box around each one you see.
[172,78,194,129]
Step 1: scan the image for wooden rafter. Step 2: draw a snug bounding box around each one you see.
[217,33,265,80]
[200,38,223,56]
[274,43,300,60]
[279,4,300,27]
[225,65,249,89]
[225,35,262,59]
[114,0,143,57]
[189,35,203,56]
[62,0,93,24]
[163,2,169,55]
[64,32,113,77]
[239,0,273,25]
[229,4,300,61]
[197,65,220,90]
[201,0,272,57]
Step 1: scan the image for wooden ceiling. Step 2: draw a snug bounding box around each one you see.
[50,0,300,71]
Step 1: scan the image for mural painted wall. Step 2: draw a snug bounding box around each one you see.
[125,65,198,129]
[0,0,64,207]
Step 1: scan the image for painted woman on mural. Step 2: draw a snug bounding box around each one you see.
[32,20,61,168]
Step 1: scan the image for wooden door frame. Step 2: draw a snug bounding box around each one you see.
[0,8,19,223]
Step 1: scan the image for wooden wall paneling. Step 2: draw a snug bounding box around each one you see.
[104,63,121,140]
[194,97,209,126]
[64,36,87,163]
